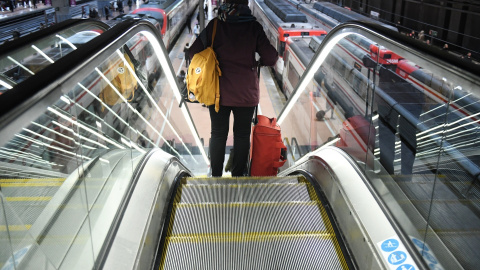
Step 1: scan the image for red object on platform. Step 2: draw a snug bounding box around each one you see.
[250,115,287,176]
[336,115,375,153]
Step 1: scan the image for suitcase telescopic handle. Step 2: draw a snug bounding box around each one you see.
[253,61,263,125]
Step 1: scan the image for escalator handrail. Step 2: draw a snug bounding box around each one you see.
[277,20,480,183]
[0,19,110,56]
[0,19,161,146]
[343,21,480,76]
[281,146,430,269]
[278,20,480,121]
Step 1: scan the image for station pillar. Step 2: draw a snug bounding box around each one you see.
[52,0,71,22]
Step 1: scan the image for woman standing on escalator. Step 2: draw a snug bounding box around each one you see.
[188,0,278,177]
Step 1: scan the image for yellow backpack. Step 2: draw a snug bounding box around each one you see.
[186,19,222,112]
[99,51,137,111]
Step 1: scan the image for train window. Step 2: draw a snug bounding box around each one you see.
[288,62,300,89]
[383,53,392,59]
[346,69,354,83]
[325,54,333,65]
[284,50,290,66]
[268,32,277,49]
[279,42,286,57]
[334,59,346,75]
[352,74,362,94]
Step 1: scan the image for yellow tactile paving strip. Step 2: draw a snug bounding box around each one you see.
[0,178,65,187]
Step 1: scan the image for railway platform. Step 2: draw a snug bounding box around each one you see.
[0,2,51,22]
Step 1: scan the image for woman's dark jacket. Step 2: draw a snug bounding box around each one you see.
[188,19,278,107]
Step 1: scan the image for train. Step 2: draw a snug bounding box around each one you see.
[119,0,199,50]
[285,0,398,33]
[281,14,480,183]
[250,0,327,79]
[279,0,480,122]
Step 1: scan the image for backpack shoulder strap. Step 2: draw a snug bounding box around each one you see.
[199,19,218,49]
[210,18,218,48]
[199,30,207,49]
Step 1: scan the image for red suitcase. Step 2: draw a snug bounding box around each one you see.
[336,115,375,167]
[250,115,287,176]
[336,115,375,152]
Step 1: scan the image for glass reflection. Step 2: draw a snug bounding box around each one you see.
[0,28,208,269]
[279,27,480,269]
[0,22,108,94]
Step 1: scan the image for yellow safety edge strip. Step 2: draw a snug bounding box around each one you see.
[185,176,300,181]
[0,178,66,183]
[166,231,335,243]
[182,182,306,188]
[174,200,318,209]
[0,225,32,231]
[303,181,350,270]
[159,177,187,270]
[0,183,62,187]
[6,197,52,201]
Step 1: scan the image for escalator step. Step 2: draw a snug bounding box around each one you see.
[180,183,311,203]
[162,234,345,270]
[171,201,326,235]
[185,176,301,185]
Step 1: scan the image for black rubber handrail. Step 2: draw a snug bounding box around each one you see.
[0,19,160,132]
[343,21,480,76]
[0,19,109,56]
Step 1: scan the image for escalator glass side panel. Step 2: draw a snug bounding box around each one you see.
[0,21,207,269]
[278,22,480,269]
[0,20,109,94]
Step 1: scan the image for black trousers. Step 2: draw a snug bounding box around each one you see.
[209,105,256,177]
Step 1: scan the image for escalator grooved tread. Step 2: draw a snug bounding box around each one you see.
[166,231,336,242]
[179,183,312,203]
[159,175,349,270]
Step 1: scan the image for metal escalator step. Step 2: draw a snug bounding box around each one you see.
[185,176,301,185]
[171,201,326,235]
[180,183,311,203]
[162,234,345,270]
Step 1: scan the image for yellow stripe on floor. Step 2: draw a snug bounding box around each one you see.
[0,183,62,187]
[0,178,65,183]
[5,197,52,202]
[0,225,31,231]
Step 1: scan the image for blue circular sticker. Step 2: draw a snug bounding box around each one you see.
[381,239,399,252]
[424,252,437,264]
[412,238,429,251]
[389,251,407,265]
[396,264,415,270]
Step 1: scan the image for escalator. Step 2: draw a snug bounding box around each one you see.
[158,175,351,269]
[0,17,479,270]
